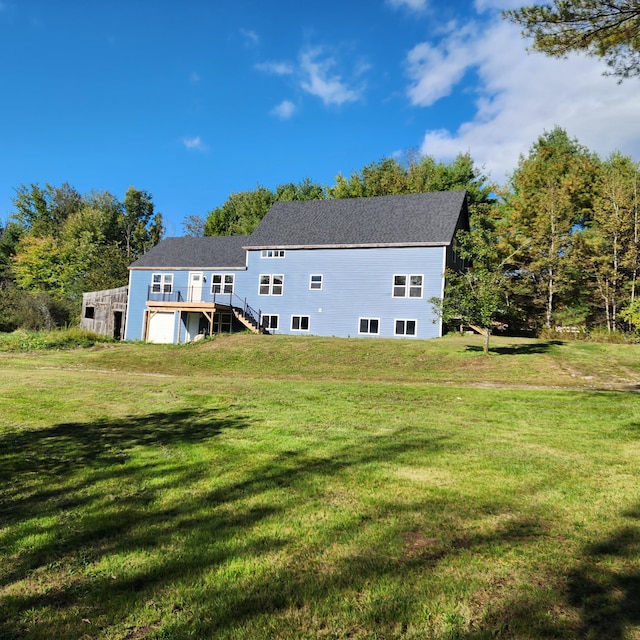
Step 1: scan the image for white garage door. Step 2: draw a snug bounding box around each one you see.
[148,311,176,343]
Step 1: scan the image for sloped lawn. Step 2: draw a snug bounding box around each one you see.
[1,335,640,639]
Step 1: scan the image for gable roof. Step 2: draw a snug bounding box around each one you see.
[128,235,249,270]
[245,190,468,249]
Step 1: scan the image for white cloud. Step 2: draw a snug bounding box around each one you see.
[239,28,259,47]
[189,71,201,84]
[408,16,640,184]
[299,48,360,106]
[181,136,208,152]
[473,0,524,11]
[387,0,427,11]
[271,100,297,119]
[255,61,294,76]
[406,31,477,106]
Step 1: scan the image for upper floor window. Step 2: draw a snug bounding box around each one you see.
[259,274,284,296]
[261,249,285,258]
[393,274,423,298]
[211,273,234,294]
[152,273,173,294]
[309,274,323,290]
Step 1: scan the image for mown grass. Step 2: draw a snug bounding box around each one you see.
[1,334,640,639]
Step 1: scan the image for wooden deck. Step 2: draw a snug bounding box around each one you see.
[146,300,233,312]
[144,299,261,339]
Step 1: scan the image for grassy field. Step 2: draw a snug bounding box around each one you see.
[1,333,640,639]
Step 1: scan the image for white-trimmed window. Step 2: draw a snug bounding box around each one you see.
[359,318,380,335]
[309,274,323,290]
[395,319,417,336]
[152,273,173,294]
[261,249,285,258]
[211,273,234,294]
[262,314,279,331]
[392,274,423,298]
[259,274,284,296]
[291,315,310,331]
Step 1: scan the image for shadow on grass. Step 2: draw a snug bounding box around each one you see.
[459,505,640,640]
[0,412,456,639]
[466,340,565,356]
[3,406,639,639]
[566,509,640,640]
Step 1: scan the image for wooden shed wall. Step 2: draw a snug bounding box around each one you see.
[80,286,128,339]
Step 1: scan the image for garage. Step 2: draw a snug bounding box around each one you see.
[147,311,176,343]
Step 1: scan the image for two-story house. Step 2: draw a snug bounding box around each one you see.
[123,190,469,343]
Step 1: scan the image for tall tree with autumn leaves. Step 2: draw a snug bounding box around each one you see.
[5,184,163,329]
[500,128,599,329]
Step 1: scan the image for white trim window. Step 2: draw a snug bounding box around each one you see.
[259,274,284,296]
[211,273,234,294]
[152,273,173,294]
[262,314,279,331]
[309,274,323,290]
[261,249,285,258]
[291,315,310,331]
[395,319,417,336]
[392,274,423,298]
[359,318,380,335]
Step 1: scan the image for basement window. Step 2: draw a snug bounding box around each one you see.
[359,318,380,335]
[395,319,417,336]
[262,314,279,330]
[291,315,310,331]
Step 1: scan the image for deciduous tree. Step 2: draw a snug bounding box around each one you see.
[121,187,164,259]
[431,211,511,354]
[503,127,598,328]
[204,187,276,236]
[579,153,640,329]
[12,183,82,237]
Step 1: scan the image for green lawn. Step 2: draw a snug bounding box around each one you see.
[1,334,640,639]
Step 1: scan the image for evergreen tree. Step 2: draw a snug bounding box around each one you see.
[505,0,640,79]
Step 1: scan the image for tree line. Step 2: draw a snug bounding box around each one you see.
[199,128,640,340]
[0,185,162,331]
[437,128,640,349]
[2,127,640,339]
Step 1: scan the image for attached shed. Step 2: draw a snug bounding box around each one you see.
[80,286,128,339]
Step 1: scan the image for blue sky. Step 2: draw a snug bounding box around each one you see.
[2,0,640,236]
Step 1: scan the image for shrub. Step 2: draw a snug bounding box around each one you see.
[0,327,114,352]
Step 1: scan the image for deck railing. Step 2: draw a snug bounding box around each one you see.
[147,286,263,331]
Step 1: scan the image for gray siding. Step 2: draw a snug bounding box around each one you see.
[81,286,128,339]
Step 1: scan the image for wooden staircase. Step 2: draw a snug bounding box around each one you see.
[232,308,266,334]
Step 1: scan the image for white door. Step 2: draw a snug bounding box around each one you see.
[189,272,203,302]
[148,311,175,343]
[186,313,201,341]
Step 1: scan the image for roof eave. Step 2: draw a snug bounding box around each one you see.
[128,265,248,271]
[243,241,451,250]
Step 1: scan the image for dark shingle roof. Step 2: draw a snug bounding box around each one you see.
[128,236,249,270]
[245,191,468,248]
